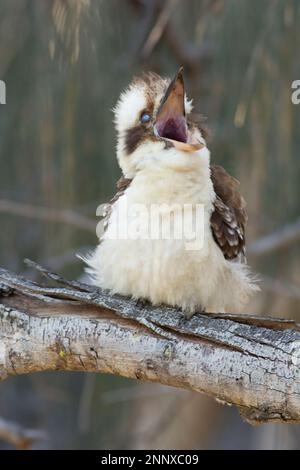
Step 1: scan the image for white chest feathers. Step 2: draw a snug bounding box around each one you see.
[85,153,258,316]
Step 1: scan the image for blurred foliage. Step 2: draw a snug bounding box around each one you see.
[0,0,300,449]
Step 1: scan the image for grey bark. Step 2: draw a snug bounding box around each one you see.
[0,261,300,425]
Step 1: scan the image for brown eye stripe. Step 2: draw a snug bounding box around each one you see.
[125,125,147,154]
[125,103,154,154]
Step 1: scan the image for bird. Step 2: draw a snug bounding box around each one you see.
[84,68,259,318]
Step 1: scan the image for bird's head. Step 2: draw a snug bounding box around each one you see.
[114,67,208,178]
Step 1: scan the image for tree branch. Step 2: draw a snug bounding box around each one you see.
[140,0,178,59]
[248,217,300,258]
[2,198,300,260]
[0,199,95,232]
[0,263,300,425]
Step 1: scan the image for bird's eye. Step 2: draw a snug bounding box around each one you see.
[140,112,151,124]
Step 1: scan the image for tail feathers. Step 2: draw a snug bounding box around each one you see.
[223,261,260,312]
[77,250,101,286]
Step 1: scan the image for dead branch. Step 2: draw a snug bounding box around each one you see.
[261,275,300,301]
[0,262,300,425]
[140,0,178,58]
[0,199,95,232]
[248,218,300,257]
[3,198,299,262]
[164,24,214,70]
[130,0,214,68]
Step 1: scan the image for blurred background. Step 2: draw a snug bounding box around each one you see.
[0,0,300,450]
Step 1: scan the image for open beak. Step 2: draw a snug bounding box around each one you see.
[155,67,204,152]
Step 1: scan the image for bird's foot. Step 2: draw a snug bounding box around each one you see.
[182,306,206,321]
[133,297,151,309]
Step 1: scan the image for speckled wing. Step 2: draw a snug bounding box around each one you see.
[210,165,247,261]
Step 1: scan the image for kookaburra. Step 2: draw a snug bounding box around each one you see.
[85,68,258,317]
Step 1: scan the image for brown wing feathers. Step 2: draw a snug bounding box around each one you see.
[210,165,247,260]
[102,177,132,229]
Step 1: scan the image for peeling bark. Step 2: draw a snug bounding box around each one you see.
[0,262,300,425]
